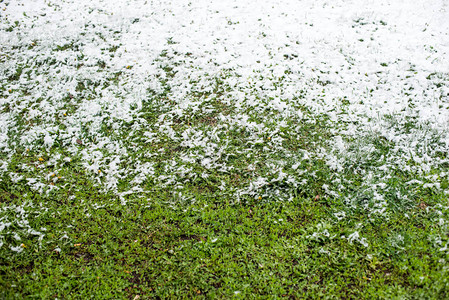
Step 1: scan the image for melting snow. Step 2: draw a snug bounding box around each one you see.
[1,0,449,250]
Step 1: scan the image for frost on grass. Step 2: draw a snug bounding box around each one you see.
[1,0,449,251]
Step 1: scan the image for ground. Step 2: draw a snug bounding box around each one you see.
[1,0,449,298]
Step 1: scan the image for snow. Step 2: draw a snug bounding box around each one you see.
[1,0,449,250]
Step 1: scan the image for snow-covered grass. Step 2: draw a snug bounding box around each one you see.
[1,0,449,297]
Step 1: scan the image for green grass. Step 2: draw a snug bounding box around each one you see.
[2,192,449,298]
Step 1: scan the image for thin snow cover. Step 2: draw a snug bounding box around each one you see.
[1,0,449,250]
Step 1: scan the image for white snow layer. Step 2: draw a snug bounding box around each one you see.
[1,0,449,250]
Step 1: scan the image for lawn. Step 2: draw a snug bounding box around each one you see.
[1,0,449,298]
